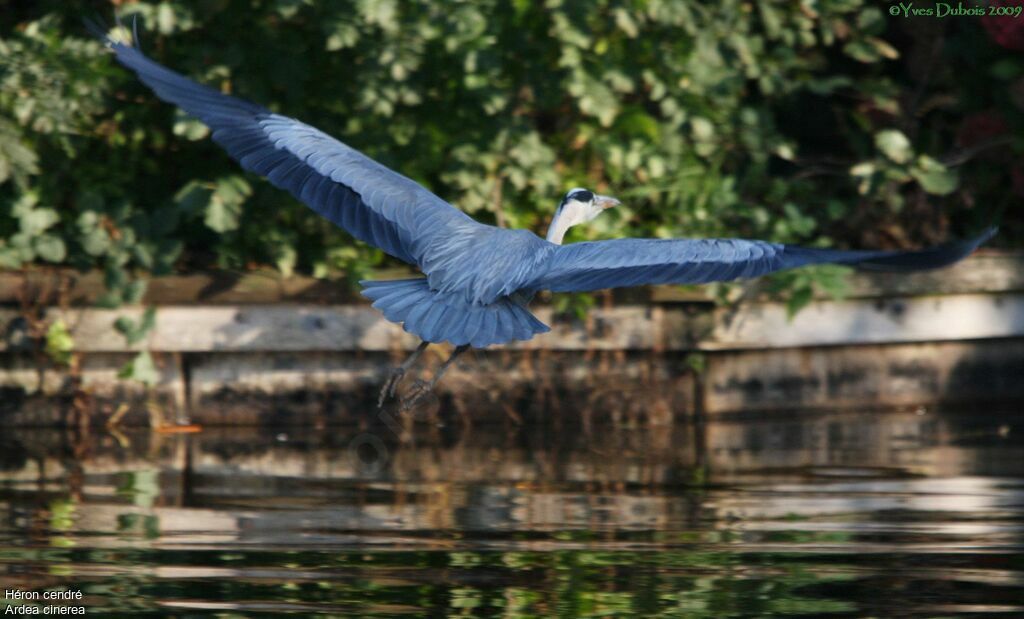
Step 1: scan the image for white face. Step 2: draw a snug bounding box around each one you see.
[546,188,621,244]
[559,188,620,225]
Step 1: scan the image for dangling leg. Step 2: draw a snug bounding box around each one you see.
[400,344,470,411]
[378,340,430,409]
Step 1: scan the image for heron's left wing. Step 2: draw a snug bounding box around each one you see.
[533,228,996,293]
[99,33,481,267]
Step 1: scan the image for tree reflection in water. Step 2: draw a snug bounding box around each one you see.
[0,409,1021,617]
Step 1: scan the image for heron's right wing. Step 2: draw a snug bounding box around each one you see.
[99,32,481,267]
[533,228,996,293]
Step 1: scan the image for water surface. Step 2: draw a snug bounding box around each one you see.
[1,408,1022,616]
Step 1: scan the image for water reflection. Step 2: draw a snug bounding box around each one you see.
[1,409,1022,616]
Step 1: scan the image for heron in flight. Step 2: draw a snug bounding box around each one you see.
[96,29,995,409]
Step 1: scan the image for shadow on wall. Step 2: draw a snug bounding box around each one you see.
[191,350,696,428]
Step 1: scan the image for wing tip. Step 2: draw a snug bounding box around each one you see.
[84,13,140,51]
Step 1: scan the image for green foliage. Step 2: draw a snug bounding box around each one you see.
[0,1,1018,304]
[767,264,853,319]
[44,319,74,366]
[114,307,159,386]
[553,291,597,321]
[683,352,705,374]
[118,351,159,387]
[114,307,156,347]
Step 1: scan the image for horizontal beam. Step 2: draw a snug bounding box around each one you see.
[703,293,1024,349]
[2,293,1022,353]
[2,253,1021,307]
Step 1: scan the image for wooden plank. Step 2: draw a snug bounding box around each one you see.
[0,306,663,353]
[0,267,415,306]
[702,293,1024,349]
[0,351,187,426]
[2,293,1023,353]
[703,339,1024,414]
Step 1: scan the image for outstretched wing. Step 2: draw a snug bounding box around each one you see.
[533,228,997,293]
[100,33,481,267]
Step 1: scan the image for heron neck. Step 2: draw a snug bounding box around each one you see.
[545,209,574,245]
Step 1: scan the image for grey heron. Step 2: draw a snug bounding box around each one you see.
[95,29,995,409]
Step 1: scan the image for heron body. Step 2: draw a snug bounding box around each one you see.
[96,28,995,405]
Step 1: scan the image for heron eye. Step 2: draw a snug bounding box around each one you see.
[569,190,593,202]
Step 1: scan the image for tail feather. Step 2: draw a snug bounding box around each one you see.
[462,310,486,344]
[360,278,550,347]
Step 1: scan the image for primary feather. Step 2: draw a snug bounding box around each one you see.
[101,34,479,268]
[531,229,996,293]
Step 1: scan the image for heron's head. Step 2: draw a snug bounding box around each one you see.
[545,187,620,244]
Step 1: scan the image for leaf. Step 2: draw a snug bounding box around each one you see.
[274,244,298,277]
[810,265,852,300]
[174,181,212,215]
[81,228,111,256]
[114,306,156,346]
[0,119,39,185]
[360,0,400,31]
[868,37,899,60]
[114,316,135,339]
[325,19,360,50]
[124,280,149,305]
[156,2,176,33]
[849,161,875,176]
[205,195,241,233]
[275,0,313,19]
[786,286,814,319]
[844,40,880,63]
[683,352,706,373]
[203,176,252,233]
[856,8,887,34]
[131,243,155,270]
[569,71,619,127]
[911,156,959,195]
[215,175,252,205]
[0,247,23,269]
[45,320,74,366]
[104,264,129,294]
[19,207,59,235]
[874,130,912,164]
[33,235,66,262]
[172,109,209,141]
[118,351,159,386]
[152,239,183,275]
[690,117,715,141]
[806,76,853,95]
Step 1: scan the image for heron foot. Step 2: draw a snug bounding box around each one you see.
[377,341,430,409]
[390,343,467,413]
[399,379,437,412]
[377,367,408,409]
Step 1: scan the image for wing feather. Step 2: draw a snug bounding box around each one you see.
[101,35,482,267]
[532,229,996,293]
